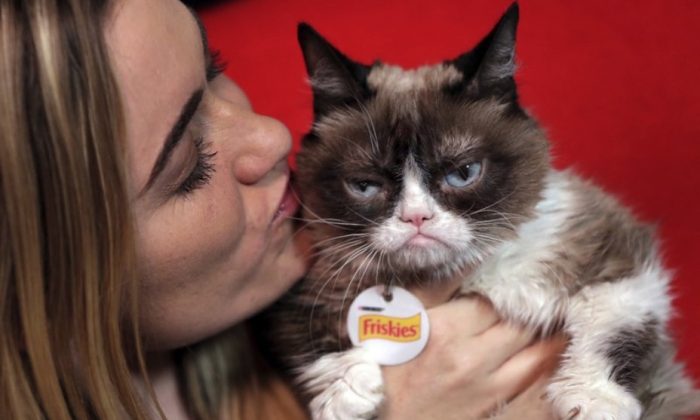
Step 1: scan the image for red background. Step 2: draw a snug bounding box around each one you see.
[199,0,700,381]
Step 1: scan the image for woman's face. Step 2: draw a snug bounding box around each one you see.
[105,0,306,350]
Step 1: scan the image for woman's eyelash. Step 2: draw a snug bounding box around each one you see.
[173,48,223,196]
[206,49,227,81]
[176,137,216,195]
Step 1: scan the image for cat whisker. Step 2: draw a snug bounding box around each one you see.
[328,244,374,284]
[308,242,375,343]
[310,240,366,260]
[464,208,523,222]
[465,190,518,218]
[310,243,369,286]
[345,207,381,226]
[308,236,372,259]
[291,216,365,229]
[468,218,519,233]
[312,232,371,248]
[320,243,374,338]
[476,209,524,226]
[315,242,374,294]
[470,231,505,244]
[374,249,387,286]
[289,188,361,230]
[337,247,380,343]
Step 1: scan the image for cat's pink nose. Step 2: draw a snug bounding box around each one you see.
[400,211,433,227]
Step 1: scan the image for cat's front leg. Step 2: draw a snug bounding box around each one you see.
[297,346,384,420]
[547,268,670,420]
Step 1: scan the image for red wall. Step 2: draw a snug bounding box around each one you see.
[200,0,700,380]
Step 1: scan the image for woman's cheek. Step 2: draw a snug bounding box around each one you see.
[135,187,242,282]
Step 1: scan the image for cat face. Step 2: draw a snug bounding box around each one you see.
[296,4,551,281]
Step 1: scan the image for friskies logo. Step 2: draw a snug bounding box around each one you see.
[358,313,421,343]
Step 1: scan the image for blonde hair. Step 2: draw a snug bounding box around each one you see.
[0,0,150,418]
[0,1,306,419]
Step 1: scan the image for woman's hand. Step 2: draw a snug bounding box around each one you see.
[380,297,567,419]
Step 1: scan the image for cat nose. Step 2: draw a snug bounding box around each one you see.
[399,211,434,227]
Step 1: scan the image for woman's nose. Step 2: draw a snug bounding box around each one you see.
[232,114,292,185]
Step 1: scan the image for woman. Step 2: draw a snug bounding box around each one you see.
[0,0,564,418]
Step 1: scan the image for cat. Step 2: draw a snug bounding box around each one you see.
[259,3,700,419]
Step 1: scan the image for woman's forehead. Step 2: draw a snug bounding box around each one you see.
[104,0,205,196]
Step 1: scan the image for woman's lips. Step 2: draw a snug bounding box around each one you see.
[271,183,299,227]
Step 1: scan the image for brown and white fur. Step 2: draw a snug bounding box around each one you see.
[258,4,699,419]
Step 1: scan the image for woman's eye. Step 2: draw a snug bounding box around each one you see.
[346,180,382,198]
[444,162,482,188]
[176,137,216,195]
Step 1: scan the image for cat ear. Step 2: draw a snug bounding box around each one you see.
[298,23,372,117]
[451,3,519,100]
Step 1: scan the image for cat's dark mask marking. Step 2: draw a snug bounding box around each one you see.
[296,2,550,281]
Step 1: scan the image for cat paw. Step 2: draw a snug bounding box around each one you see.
[547,380,642,420]
[299,347,384,420]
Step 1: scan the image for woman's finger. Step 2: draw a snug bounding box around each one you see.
[469,322,536,373]
[496,375,558,420]
[489,335,568,401]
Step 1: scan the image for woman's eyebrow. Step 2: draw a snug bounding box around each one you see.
[139,8,213,196]
[141,88,204,195]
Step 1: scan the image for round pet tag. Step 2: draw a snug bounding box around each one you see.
[346,286,430,366]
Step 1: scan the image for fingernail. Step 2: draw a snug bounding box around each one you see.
[566,407,580,419]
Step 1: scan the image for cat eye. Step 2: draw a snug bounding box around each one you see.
[346,180,382,199]
[444,162,483,188]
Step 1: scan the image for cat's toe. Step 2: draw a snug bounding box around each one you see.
[303,347,384,420]
[547,379,642,420]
